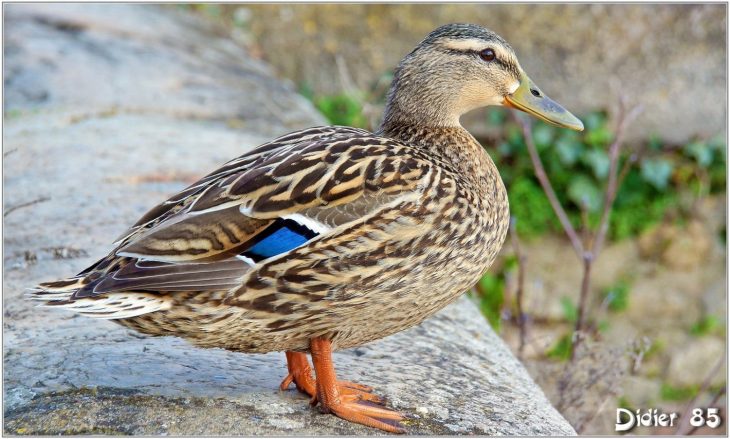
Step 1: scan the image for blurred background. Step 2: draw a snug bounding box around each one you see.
[4,3,726,435]
[189,4,727,435]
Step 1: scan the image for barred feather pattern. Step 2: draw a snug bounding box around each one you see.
[32,124,510,352]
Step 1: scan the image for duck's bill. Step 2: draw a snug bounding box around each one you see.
[504,73,584,131]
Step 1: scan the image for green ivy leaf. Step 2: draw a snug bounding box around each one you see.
[640,158,674,191]
[583,149,611,180]
[555,137,583,166]
[585,126,613,147]
[567,175,603,212]
[584,112,606,132]
[684,141,713,167]
[532,124,555,150]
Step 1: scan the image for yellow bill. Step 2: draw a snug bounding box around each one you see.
[504,73,584,131]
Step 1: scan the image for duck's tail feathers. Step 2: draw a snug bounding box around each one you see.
[27,279,171,320]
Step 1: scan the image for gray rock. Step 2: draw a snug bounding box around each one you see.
[3,3,326,136]
[667,337,726,388]
[3,4,575,435]
[627,277,703,331]
[620,376,662,408]
[661,221,714,271]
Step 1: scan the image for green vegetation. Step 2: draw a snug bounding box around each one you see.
[475,273,505,332]
[312,94,369,128]
[560,296,578,323]
[616,396,634,411]
[660,383,699,401]
[546,333,573,361]
[471,255,518,333]
[4,109,23,119]
[485,108,727,241]
[644,339,664,359]
[601,280,631,313]
[544,297,579,360]
[690,315,723,337]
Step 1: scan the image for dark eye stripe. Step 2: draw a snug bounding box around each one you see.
[473,50,520,78]
[441,47,521,79]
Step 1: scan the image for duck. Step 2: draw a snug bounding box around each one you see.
[30,23,583,433]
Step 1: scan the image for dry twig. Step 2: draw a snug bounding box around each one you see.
[509,218,528,359]
[511,95,643,358]
[515,115,584,257]
[675,355,727,435]
[4,196,51,218]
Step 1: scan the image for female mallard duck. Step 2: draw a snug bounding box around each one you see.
[31,23,582,432]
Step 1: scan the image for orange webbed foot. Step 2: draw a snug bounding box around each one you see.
[281,352,385,406]
[309,338,407,434]
[322,396,406,433]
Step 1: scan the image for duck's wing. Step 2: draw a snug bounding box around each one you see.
[65,126,433,299]
[112,126,370,245]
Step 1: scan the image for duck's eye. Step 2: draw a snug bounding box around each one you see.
[479,48,496,62]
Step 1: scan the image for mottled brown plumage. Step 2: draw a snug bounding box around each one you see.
[30,23,582,433]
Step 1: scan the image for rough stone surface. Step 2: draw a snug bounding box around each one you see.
[667,337,727,388]
[637,221,715,270]
[661,221,713,270]
[4,3,326,136]
[3,4,575,436]
[243,4,727,144]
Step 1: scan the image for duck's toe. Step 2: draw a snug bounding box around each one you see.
[325,398,406,434]
[281,351,384,405]
[309,337,406,434]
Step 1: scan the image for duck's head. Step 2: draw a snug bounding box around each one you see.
[382,23,583,131]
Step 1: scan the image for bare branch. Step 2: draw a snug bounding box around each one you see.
[512,112,584,258]
[572,257,594,359]
[513,96,643,361]
[509,218,528,359]
[4,196,51,218]
[675,355,726,435]
[591,100,644,256]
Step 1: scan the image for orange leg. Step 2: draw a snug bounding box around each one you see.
[309,337,406,433]
[280,351,317,397]
[280,351,384,405]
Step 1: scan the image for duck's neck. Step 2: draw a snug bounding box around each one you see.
[378,59,467,133]
[376,70,495,178]
[378,101,462,134]
[377,92,466,143]
[378,117,495,184]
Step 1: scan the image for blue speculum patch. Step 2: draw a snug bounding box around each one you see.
[243,218,319,261]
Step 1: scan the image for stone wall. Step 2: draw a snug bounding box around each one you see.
[244,4,727,144]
